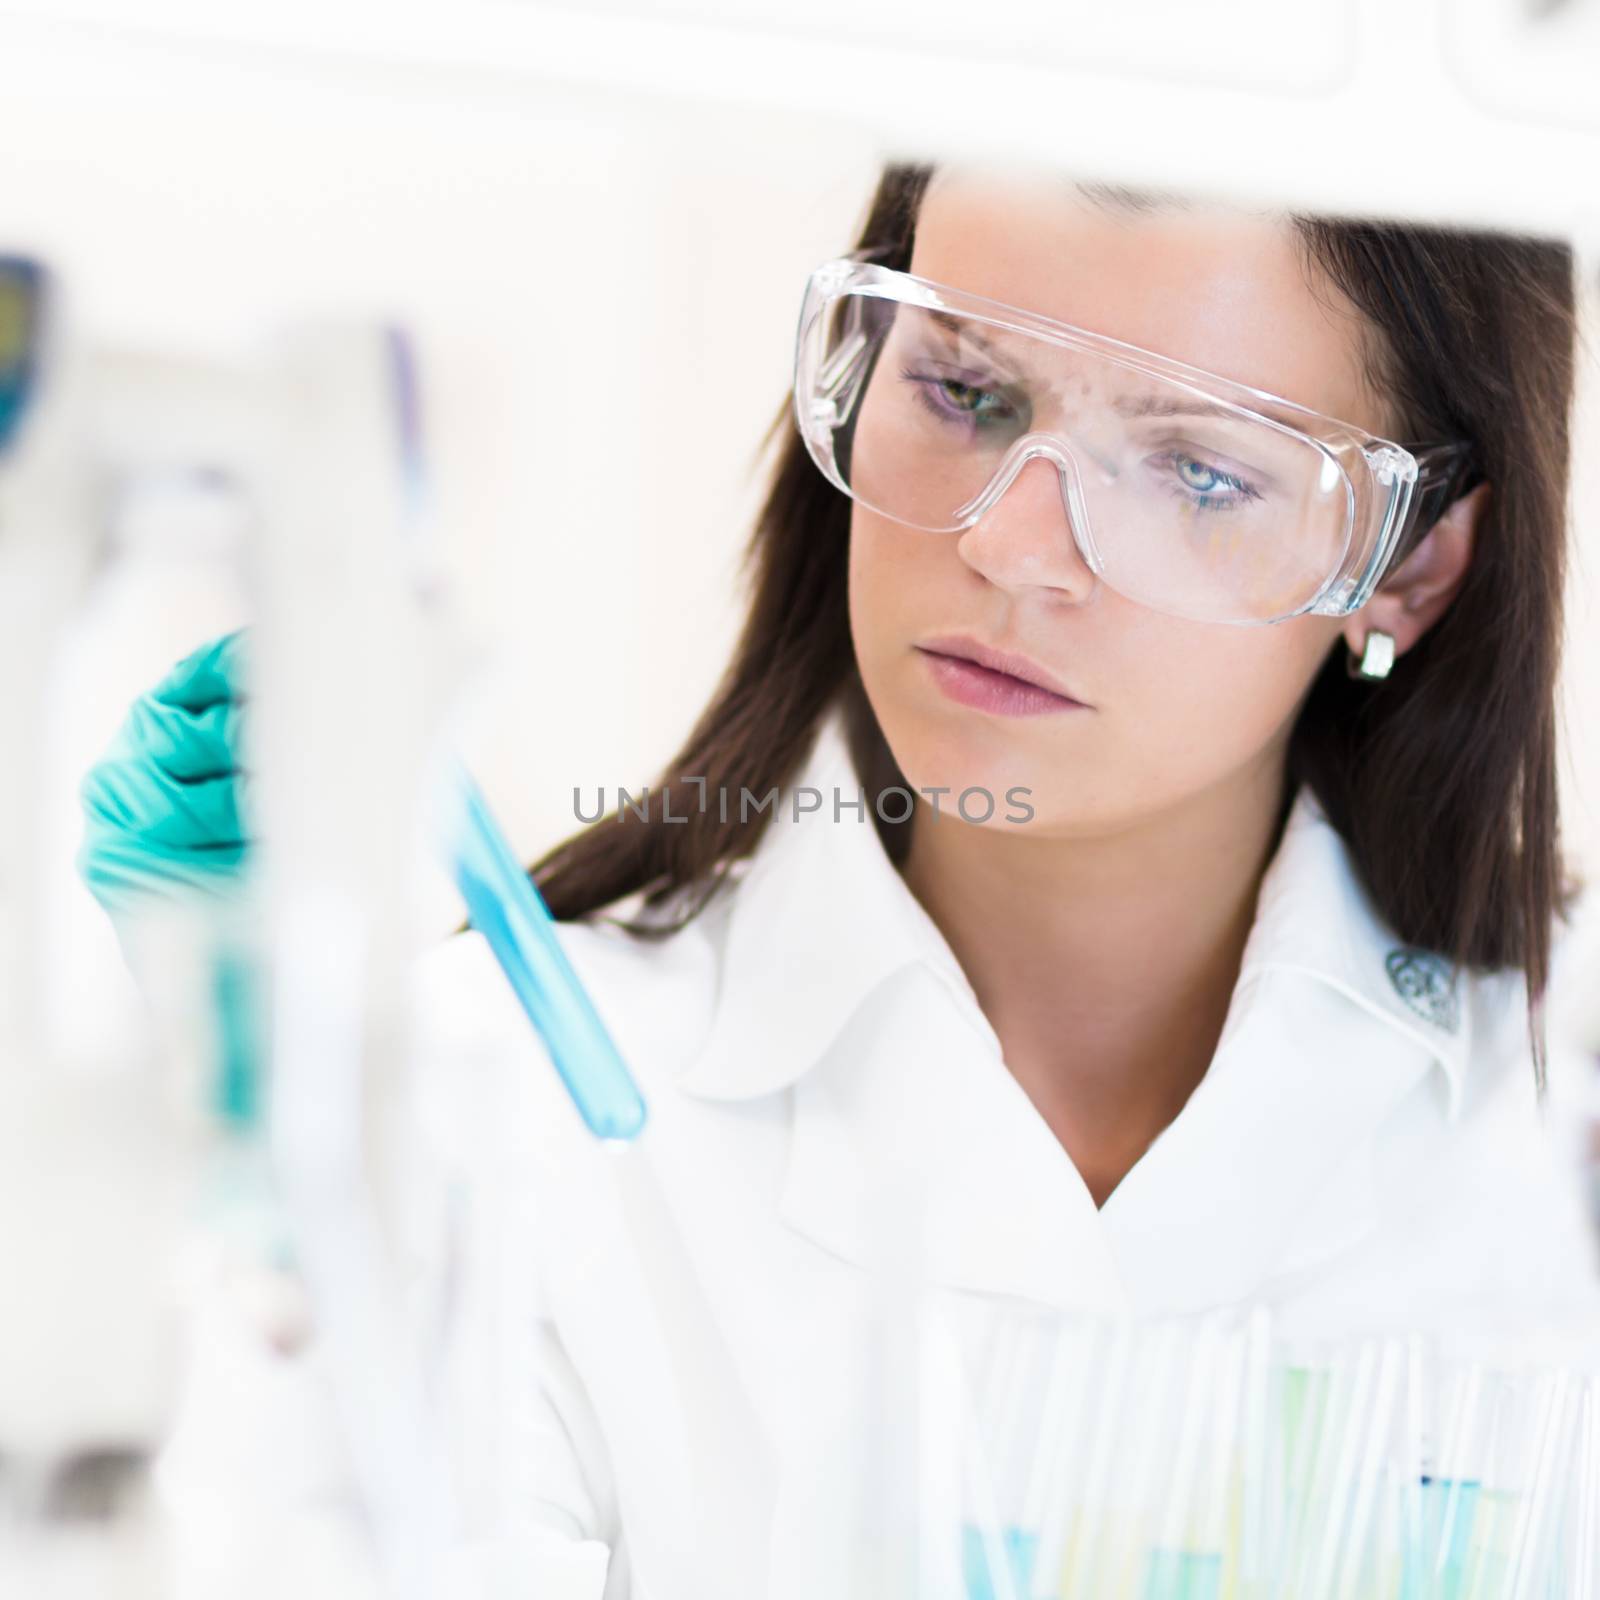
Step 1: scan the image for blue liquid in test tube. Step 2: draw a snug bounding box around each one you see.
[961,1523,1039,1600]
[447,762,648,1142]
[1140,1547,1223,1600]
[1401,1475,1481,1600]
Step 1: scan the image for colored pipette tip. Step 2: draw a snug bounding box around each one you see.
[440,759,648,1142]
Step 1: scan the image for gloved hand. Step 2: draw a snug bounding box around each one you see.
[78,629,252,917]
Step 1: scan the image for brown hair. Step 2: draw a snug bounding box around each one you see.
[531,161,1584,1092]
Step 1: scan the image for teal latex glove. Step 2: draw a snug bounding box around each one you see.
[78,630,253,916]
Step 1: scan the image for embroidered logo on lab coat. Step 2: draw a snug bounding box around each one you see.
[1384,947,1459,1033]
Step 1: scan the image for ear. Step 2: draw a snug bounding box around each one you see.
[1341,480,1491,664]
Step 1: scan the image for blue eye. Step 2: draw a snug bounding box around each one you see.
[1177,455,1223,491]
[1165,450,1260,512]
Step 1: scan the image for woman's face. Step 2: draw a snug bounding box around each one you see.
[848,167,1398,835]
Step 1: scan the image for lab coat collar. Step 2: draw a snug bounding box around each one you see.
[674,704,982,1102]
[676,701,1471,1120]
[675,702,1476,1315]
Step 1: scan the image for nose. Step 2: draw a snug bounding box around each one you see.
[954,452,1100,605]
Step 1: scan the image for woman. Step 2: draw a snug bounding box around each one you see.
[81,160,1600,1595]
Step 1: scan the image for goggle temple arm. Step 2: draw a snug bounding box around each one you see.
[1386,441,1478,571]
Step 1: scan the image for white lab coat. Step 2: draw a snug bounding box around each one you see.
[159,703,1600,1598]
[406,702,1600,1599]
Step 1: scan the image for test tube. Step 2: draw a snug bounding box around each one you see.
[1026,1317,1095,1598]
[1574,1377,1597,1600]
[1429,1359,1487,1599]
[1271,1348,1333,1586]
[961,1350,1025,1600]
[1460,1372,1528,1600]
[1056,1317,1135,1596]
[445,761,648,1141]
[1281,1340,1377,1597]
[1142,1316,1225,1600]
[1326,1336,1404,1600]
[1190,1317,1245,1598]
[1504,1368,1574,1600]
[1233,1306,1277,1600]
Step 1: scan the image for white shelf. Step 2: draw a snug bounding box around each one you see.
[1,0,1597,235]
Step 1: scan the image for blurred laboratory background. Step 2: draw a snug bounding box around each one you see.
[2,1,1599,1594]
[0,0,1596,1059]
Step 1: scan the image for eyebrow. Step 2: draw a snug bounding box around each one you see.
[1108,390,1242,423]
[923,309,1245,423]
[923,308,1031,370]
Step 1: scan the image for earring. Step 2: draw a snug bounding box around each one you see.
[1346,628,1396,681]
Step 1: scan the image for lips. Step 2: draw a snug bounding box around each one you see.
[917,634,1088,706]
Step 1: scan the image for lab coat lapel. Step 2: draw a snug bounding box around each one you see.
[678,705,1125,1311]
[1095,964,1423,1315]
[675,710,937,1104]
[773,773,1468,1318]
[778,961,1131,1315]
[1097,787,1469,1316]
[679,703,1469,1320]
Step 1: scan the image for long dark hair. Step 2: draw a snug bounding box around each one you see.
[531,162,1583,1093]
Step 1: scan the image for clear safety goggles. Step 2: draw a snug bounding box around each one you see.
[793,253,1476,626]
